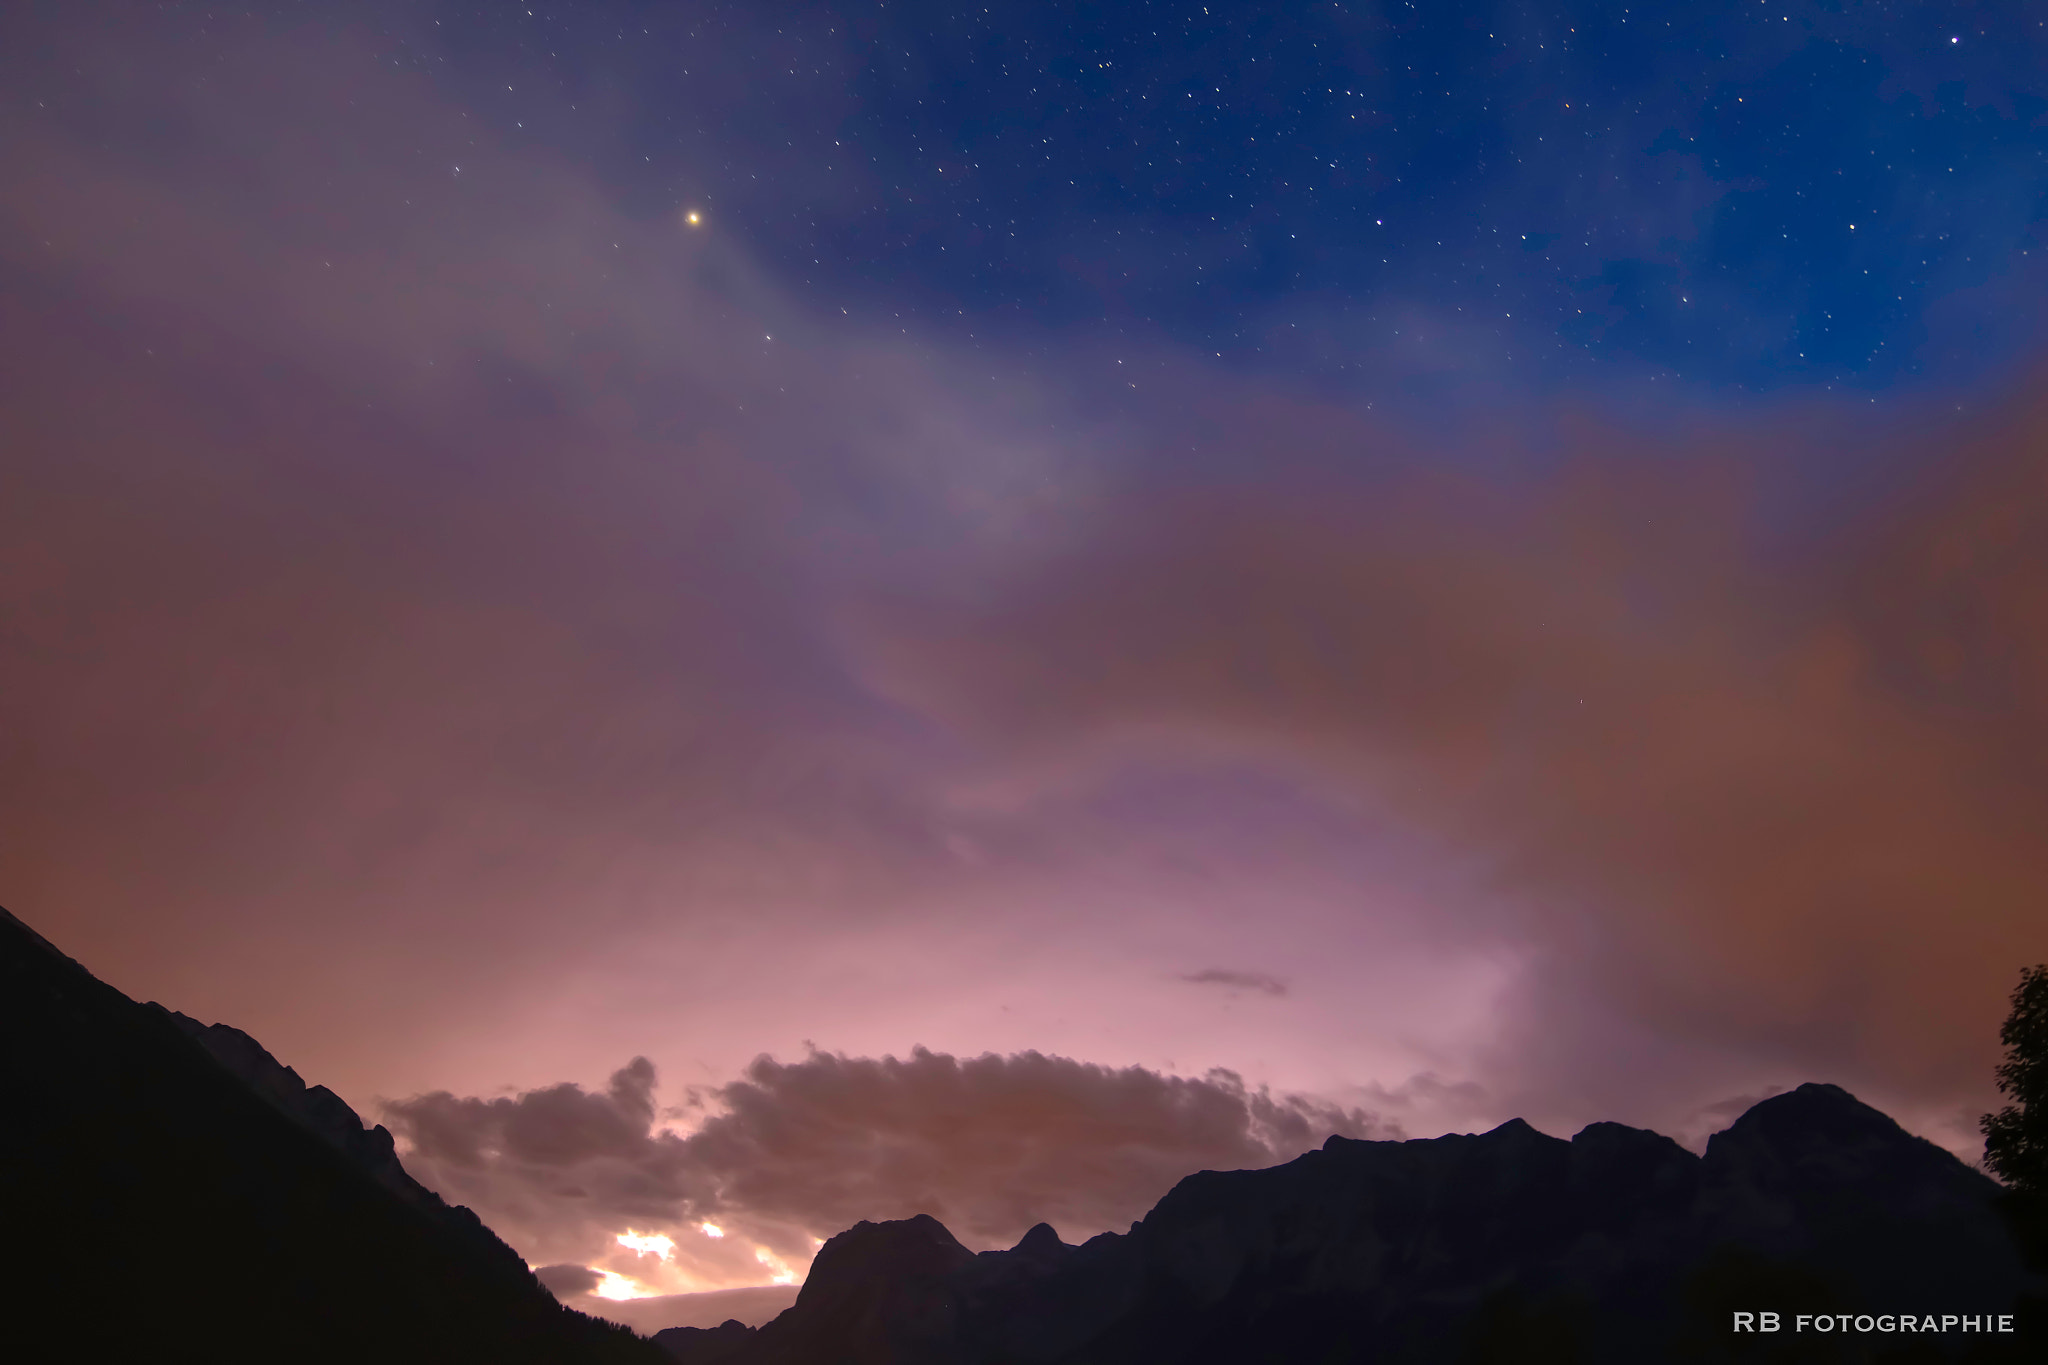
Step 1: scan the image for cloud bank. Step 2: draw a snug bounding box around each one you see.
[384,1050,1395,1292]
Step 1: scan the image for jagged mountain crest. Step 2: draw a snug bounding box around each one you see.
[5,900,2038,1365]
[0,903,665,1365]
[658,1084,2043,1364]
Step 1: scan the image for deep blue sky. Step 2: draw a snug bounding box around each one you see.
[388,0,2048,399]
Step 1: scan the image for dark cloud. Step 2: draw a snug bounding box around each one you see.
[395,1058,657,1169]
[383,1049,1396,1288]
[1179,970,1288,998]
[678,1046,1393,1246]
[533,1264,602,1298]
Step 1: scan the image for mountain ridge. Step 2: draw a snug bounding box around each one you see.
[6,900,2038,1364]
[0,903,665,1365]
[657,1083,2043,1364]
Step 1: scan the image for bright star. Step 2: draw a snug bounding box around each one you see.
[684,209,703,227]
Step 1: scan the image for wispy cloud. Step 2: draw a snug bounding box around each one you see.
[1179,969,1288,997]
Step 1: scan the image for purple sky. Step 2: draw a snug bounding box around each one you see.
[4,3,2045,1307]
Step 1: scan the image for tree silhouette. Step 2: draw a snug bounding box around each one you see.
[1982,964,2048,1194]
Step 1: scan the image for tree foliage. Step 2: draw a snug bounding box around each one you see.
[1982,964,2048,1194]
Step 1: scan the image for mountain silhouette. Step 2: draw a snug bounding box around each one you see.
[0,904,666,1365]
[658,1090,2043,1364]
[7,899,2040,1364]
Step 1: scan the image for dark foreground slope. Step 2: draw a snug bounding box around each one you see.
[661,1092,2044,1365]
[0,905,665,1365]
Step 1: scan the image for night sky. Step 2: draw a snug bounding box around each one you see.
[4,0,2047,1317]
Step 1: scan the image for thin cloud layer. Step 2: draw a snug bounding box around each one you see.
[4,1,2045,1272]
[0,11,1114,1096]
[383,1049,1395,1292]
[1180,970,1289,998]
[851,394,2048,1136]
